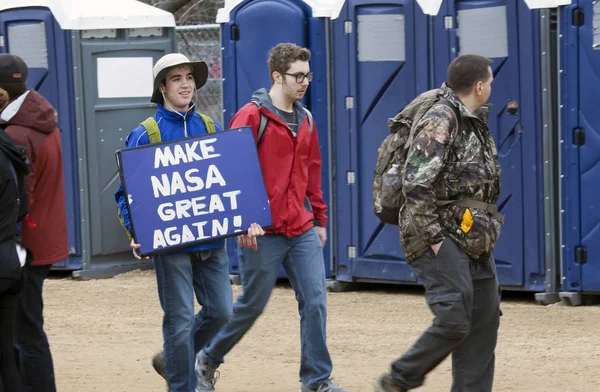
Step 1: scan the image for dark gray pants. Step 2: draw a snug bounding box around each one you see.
[392,238,501,391]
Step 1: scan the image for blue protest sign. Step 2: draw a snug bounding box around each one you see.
[116,127,272,256]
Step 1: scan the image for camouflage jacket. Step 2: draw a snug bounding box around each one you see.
[399,84,502,262]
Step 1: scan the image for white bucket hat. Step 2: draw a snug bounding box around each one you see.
[150,53,208,103]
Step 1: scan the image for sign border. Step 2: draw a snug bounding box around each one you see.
[115,126,272,257]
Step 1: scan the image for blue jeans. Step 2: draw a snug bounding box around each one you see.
[204,228,332,388]
[154,247,233,392]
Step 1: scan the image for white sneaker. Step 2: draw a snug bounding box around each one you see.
[195,350,219,392]
[299,379,350,392]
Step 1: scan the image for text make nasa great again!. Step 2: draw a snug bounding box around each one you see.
[145,137,247,249]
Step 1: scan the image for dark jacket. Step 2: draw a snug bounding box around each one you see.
[0,128,29,279]
[2,90,69,266]
[230,89,327,237]
[399,84,501,262]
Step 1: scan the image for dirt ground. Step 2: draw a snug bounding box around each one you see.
[43,269,600,392]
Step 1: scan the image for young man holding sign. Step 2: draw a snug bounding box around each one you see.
[196,44,349,392]
[114,53,263,392]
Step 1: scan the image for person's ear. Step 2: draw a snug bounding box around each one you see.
[475,81,483,96]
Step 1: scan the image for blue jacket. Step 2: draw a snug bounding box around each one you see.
[114,103,225,252]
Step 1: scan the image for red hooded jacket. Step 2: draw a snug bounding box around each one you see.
[231,89,327,237]
[2,90,68,265]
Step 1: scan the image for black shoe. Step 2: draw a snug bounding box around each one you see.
[376,374,408,392]
[152,351,167,380]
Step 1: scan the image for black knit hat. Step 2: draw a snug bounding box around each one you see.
[0,54,28,84]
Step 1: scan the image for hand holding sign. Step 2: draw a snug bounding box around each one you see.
[130,239,148,260]
[238,223,266,251]
[116,127,272,257]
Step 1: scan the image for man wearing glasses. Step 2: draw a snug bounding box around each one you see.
[195,43,349,392]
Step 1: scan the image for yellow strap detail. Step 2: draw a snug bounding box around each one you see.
[141,117,161,144]
[197,112,216,134]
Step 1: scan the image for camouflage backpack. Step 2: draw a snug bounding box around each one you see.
[373,89,459,226]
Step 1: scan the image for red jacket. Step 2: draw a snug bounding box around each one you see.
[2,90,69,265]
[231,89,327,237]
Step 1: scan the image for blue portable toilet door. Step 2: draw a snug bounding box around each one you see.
[225,0,311,126]
[573,0,600,293]
[224,0,330,278]
[0,8,80,266]
[432,0,527,287]
[343,0,427,282]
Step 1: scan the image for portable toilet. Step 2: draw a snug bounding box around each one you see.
[217,0,334,279]
[217,0,435,285]
[329,0,567,300]
[329,0,430,289]
[0,0,176,278]
[559,0,600,305]
[421,0,565,299]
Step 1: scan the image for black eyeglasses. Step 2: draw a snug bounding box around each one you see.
[283,72,314,83]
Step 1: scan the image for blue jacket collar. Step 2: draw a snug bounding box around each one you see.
[156,102,196,122]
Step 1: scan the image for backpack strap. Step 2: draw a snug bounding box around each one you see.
[140,117,161,144]
[257,112,269,145]
[303,107,314,132]
[250,101,269,146]
[117,208,133,241]
[127,116,161,240]
[436,99,460,134]
[436,199,504,224]
[197,112,216,134]
[251,103,312,145]
[141,112,216,144]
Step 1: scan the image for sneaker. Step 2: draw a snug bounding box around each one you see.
[375,374,408,392]
[151,351,166,380]
[300,378,350,392]
[195,350,220,392]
